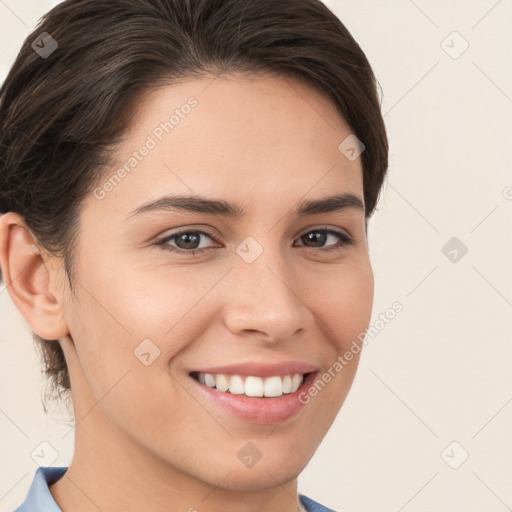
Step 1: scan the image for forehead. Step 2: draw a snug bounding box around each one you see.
[133,71,345,129]
[88,72,364,216]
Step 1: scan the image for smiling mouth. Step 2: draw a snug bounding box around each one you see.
[189,371,313,398]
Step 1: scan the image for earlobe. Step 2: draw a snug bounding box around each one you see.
[0,212,69,340]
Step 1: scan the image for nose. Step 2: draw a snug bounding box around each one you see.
[223,249,312,343]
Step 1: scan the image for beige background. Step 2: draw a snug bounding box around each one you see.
[1,1,511,511]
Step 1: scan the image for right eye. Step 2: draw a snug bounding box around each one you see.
[155,229,220,256]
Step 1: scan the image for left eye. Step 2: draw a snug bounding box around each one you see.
[294,228,354,251]
[155,228,354,255]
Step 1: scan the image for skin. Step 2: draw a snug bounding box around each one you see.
[0,73,374,512]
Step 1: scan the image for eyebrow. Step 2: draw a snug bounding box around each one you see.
[126,193,365,220]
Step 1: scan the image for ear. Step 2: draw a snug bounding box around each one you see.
[0,212,69,340]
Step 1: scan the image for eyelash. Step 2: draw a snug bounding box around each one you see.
[154,227,355,256]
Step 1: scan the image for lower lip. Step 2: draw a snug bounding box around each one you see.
[189,371,318,425]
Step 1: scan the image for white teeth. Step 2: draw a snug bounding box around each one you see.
[196,372,306,397]
[204,373,216,387]
[229,375,245,394]
[264,376,283,397]
[291,373,303,393]
[245,376,264,397]
[215,373,230,392]
[282,374,292,393]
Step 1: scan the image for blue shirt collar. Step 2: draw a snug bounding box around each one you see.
[14,466,67,511]
[14,466,336,512]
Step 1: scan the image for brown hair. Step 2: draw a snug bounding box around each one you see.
[0,0,388,408]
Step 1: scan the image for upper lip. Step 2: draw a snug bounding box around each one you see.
[190,361,319,378]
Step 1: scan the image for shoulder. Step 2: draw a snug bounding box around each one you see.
[299,493,339,512]
[12,466,68,512]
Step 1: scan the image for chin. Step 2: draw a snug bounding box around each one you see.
[213,464,303,491]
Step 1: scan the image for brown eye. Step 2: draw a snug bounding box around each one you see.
[156,230,218,255]
[295,228,354,251]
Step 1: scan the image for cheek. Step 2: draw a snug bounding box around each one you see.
[64,259,223,405]
[94,255,230,341]
[308,258,374,352]
[65,288,186,439]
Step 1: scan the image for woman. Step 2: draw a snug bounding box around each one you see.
[0,0,388,510]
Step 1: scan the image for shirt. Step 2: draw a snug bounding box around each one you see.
[13,467,338,512]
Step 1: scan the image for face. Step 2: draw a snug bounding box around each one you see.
[53,73,374,489]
